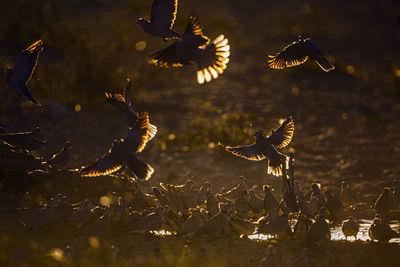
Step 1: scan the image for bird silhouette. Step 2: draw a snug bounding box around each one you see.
[79,113,155,180]
[0,126,47,151]
[219,117,294,176]
[341,216,359,240]
[136,0,181,41]
[369,214,400,243]
[268,36,334,72]
[105,78,157,138]
[46,141,71,169]
[149,16,230,84]
[6,40,43,105]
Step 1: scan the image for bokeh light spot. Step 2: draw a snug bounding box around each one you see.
[346,65,355,74]
[89,237,100,248]
[183,146,189,152]
[291,86,300,96]
[74,104,81,112]
[208,142,216,149]
[49,248,64,261]
[99,196,111,206]
[395,69,400,78]
[341,113,348,120]
[135,41,147,51]
[168,133,176,140]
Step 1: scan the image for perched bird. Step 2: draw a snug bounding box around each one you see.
[340,181,359,207]
[258,210,290,238]
[130,207,166,233]
[341,216,359,240]
[219,117,294,176]
[369,215,400,243]
[150,16,230,84]
[136,0,181,41]
[234,190,250,218]
[263,185,280,213]
[105,78,157,137]
[259,245,279,267]
[45,141,71,169]
[0,127,47,151]
[373,187,397,218]
[289,248,309,267]
[179,208,207,238]
[6,40,43,105]
[299,196,318,218]
[293,213,311,240]
[306,207,331,247]
[195,202,232,237]
[268,36,334,72]
[310,182,326,209]
[325,189,344,222]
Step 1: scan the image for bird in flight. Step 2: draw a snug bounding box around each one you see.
[6,40,43,105]
[219,117,294,176]
[268,36,334,72]
[79,112,155,180]
[149,16,230,84]
[136,0,181,41]
[105,77,157,139]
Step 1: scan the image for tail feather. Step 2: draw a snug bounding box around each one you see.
[315,56,334,72]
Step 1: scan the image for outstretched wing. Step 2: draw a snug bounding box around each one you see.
[124,112,157,153]
[268,40,309,69]
[149,41,188,68]
[105,92,132,116]
[193,35,230,84]
[268,117,294,149]
[183,16,209,47]
[80,152,122,177]
[219,140,266,161]
[13,40,43,84]
[150,0,178,30]
[124,152,154,181]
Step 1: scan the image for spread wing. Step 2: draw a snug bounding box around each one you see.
[150,0,178,30]
[13,40,43,84]
[80,152,122,177]
[268,117,294,149]
[193,35,230,84]
[124,112,157,153]
[183,16,209,47]
[268,40,309,69]
[124,152,154,181]
[219,140,266,161]
[149,41,188,68]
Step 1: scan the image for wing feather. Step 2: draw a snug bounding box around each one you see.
[150,0,178,30]
[149,42,187,68]
[80,153,122,177]
[268,40,309,69]
[13,40,43,84]
[219,141,266,161]
[268,117,294,149]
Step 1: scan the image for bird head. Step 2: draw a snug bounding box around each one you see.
[383,187,391,194]
[64,141,72,150]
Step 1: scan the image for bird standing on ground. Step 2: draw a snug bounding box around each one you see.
[6,40,43,105]
[0,127,47,151]
[46,141,71,169]
[341,216,359,240]
[136,0,181,41]
[340,181,359,208]
[373,187,397,219]
[219,117,294,176]
[306,207,331,247]
[150,16,230,84]
[268,36,334,72]
[369,215,400,242]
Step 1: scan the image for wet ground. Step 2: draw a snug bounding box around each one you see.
[1,0,400,266]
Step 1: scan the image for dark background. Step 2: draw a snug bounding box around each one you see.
[1,0,400,224]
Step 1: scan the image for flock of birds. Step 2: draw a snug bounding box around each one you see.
[0,0,398,266]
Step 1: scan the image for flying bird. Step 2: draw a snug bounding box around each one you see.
[79,113,155,180]
[268,36,334,72]
[6,40,43,105]
[149,16,230,84]
[219,117,294,176]
[136,0,181,41]
[105,78,157,137]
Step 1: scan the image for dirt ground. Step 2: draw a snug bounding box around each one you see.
[1,0,400,266]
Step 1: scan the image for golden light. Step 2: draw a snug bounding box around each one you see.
[346,65,355,74]
[168,133,176,140]
[291,86,300,96]
[395,69,400,78]
[183,146,189,152]
[341,113,348,120]
[49,248,64,261]
[135,41,147,51]
[74,104,81,112]
[208,142,216,149]
[99,195,112,206]
[89,236,100,248]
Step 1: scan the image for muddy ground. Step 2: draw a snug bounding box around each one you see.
[1,0,400,266]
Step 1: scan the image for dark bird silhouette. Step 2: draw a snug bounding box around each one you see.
[0,126,47,151]
[306,207,331,247]
[46,141,71,169]
[136,0,181,41]
[105,78,157,137]
[6,40,43,105]
[369,215,400,243]
[373,187,397,218]
[268,36,334,72]
[80,114,154,180]
[341,216,359,240]
[150,16,230,84]
[219,117,294,176]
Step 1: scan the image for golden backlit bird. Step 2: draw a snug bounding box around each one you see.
[268,36,334,71]
[149,16,230,84]
[219,117,294,176]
